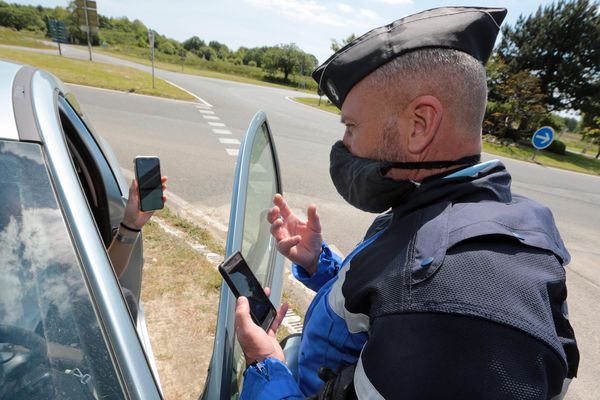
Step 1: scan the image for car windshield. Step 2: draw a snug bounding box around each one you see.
[0,141,125,399]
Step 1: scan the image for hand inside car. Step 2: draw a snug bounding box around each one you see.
[267,194,323,275]
[122,177,168,229]
[235,287,288,366]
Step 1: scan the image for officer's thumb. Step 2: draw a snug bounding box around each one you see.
[235,297,253,331]
[307,204,321,232]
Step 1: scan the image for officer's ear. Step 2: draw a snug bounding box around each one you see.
[403,95,442,155]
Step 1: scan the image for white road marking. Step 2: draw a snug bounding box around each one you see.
[198,109,215,114]
[208,122,226,127]
[164,79,213,107]
[203,115,220,120]
[212,129,232,135]
[225,148,239,156]
[219,138,241,145]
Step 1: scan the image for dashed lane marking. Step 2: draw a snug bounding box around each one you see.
[225,148,239,156]
[219,138,241,145]
[212,129,232,135]
[198,110,215,114]
[203,115,220,120]
[208,122,226,127]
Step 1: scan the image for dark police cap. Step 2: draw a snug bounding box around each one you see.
[312,6,507,108]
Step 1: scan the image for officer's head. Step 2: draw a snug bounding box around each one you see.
[314,7,507,183]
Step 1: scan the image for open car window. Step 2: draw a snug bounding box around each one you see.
[0,140,125,399]
[202,112,285,399]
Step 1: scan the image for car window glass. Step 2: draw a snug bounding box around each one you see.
[231,122,280,395]
[240,122,278,286]
[0,140,125,399]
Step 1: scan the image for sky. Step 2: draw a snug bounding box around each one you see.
[12,0,562,64]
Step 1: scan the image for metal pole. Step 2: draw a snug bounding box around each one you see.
[58,41,62,56]
[150,31,155,89]
[83,0,92,61]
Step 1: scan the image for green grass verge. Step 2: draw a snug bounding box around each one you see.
[292,96,340,114]
[0,47,195,101]
[482,141,600,176]
[94,46,317,94]
[0,27,54,49]
[293,97,600,176]
[154,207,225,256]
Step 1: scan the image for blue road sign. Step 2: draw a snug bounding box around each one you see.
[531,126,555,150]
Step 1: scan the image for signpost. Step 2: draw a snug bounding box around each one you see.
[148,29,155,89]
[531,126,555,161]
[179,48,186,72]
[75,0,99,61]
[48,19,68,56]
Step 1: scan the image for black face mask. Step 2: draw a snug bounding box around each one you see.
[329,141,480,213]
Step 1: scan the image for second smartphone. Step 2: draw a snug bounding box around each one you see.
[134,156,164,212]
[218,251,277,331]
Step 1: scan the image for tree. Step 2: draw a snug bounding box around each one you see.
[485,56,548,141]
[208,40,230,60]
[330,33,357,52]
[262,43,305,82]
[183,35,205,52]
[498,0,600,112]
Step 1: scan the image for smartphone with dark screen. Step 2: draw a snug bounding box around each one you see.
[134,156,164,212]
[218,251,277,331]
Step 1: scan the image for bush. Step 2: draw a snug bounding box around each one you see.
[544,140,566,155]
[248,60,257,68]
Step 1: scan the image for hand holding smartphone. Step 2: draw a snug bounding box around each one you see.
[134,156,164,212]
[219,251,277,331]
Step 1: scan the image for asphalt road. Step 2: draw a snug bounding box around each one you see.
[44,44,599,398]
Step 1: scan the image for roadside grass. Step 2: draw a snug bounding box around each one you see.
[292,97,600,176]
[141,214,222,399]
[0,47,195,101]
[156,207,225,256]
[0,26,54,49]
[482,141,600,176]
[293,96,340,114]
[94,46,317,94]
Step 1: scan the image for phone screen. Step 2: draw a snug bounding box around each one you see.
[135,157,164,212]
[219,252,276,330]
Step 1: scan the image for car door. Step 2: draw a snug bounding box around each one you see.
[202,111,285,399]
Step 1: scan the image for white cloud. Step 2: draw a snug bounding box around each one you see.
[337,3,354,13]
[374,0,413,4]
[359,9,378,19]
[246,0,346,27]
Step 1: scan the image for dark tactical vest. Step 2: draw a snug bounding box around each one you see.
[342,162,579,378]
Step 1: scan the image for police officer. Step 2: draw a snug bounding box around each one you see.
[235,6,579,399]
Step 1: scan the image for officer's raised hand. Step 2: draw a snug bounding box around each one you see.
[267,194,323,275]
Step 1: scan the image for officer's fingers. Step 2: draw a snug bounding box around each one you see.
[274,194,292,219]
[270,219,287,241]
[161,176,167,183]
[269,302,289,336]
[267,206,280,224]
[277,235,301,255]
[264,287,271,297]
[306,204,321,233]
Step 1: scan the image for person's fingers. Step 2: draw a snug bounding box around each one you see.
[162,195,167,203]
[264,287,271,297]
[161,176,167,183]
[274,194,292,219]
[235,296,255,332]
[267,206,280,224]
[270,219,287,241]
[277,235,301,254]
[268,302,289,336]
[162,184,167,191]
[306,204,321,233]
